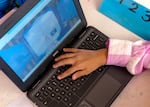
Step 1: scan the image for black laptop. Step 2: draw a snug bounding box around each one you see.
[0,0,132,107]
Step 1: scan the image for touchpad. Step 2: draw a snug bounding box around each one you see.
[84,73,121,107]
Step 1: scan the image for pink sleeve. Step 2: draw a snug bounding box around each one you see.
[106,39,150,75]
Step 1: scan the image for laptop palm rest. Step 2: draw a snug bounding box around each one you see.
[78,73,121,107]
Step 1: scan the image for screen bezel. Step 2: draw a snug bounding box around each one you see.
[0,0,87,91]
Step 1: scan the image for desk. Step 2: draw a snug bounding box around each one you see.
[1,0,150,107]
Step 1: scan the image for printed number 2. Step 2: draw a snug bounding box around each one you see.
[128,2,138,13]
[142,10,150,22]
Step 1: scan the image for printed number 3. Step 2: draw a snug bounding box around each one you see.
[142,10,150,22]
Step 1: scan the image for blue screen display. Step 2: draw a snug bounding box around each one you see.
[0,0,81,82]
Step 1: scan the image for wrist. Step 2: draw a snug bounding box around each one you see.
[97,48,108,65]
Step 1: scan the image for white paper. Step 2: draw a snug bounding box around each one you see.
[135,0,150,9]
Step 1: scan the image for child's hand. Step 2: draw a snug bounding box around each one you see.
[53,48,107,80]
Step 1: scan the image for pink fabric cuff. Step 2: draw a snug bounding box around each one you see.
[106,39,133,67]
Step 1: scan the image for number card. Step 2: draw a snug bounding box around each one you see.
[98,0,150,40]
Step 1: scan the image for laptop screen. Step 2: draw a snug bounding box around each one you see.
[0,0,81,82]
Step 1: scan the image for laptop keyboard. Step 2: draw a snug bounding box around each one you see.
[78,31,107,50]
[32,28,108,107]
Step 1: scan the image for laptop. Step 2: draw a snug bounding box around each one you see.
[0,0,133,107]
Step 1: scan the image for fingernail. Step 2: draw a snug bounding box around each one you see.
[53,65,57,68]
[57,76,61,80]
[72,75,76,80]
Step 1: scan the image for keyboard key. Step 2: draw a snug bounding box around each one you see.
[41,86,46,91]
[64,85,70,91]
[38,96,45,102]
[56,95,62,101]
[60,90,66,95]
[63,96,69,102]
[43,91,49,97]
[46,80,51,85]
[47,86,53,91]
[67,92,73,97]
[35,92,41,98]
[59,83,65,88]
[72,87,77,92]
[55,88,60,93]
[50,92,56,98]
[43,100,48,105]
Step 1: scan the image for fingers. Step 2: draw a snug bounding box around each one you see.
[57,65,83,80]
[63,48,79,53]
[53,48,79,68]
[53,48,90,80]
[59,69,90,80]
[53,58,75,68]
[55,53,76,62]
[63,48,86,53]
[72,70,89,80]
